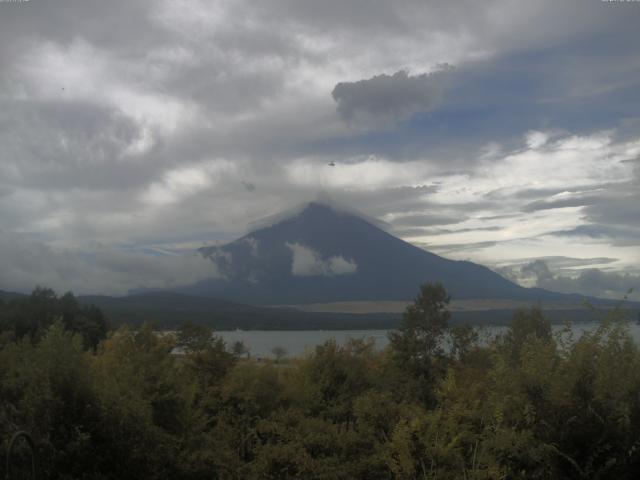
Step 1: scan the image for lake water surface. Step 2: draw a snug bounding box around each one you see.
[216,322,640,358]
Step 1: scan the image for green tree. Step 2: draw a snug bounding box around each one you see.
[297,338,375,429]
[0,288,108,349]
[59,292,109,350]
[92,324,192,479]
[501,305,553,364]
[232,340,250,359]
[0,322,101,479]
[449,323,479,362]
[271,346,287,364]
[177,321,237,390]
[390,282,451,358]
[388,282,451,405]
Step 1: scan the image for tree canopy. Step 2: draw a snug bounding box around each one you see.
[2,284,640,479]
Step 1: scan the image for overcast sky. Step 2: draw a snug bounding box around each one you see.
[0,0,639,298]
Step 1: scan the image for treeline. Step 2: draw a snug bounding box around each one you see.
[0,287,108,349]
[1,284,640,478]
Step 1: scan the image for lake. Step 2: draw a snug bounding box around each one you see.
[215,322,640,359]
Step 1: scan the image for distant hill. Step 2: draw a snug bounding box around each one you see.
[78,292,398,330]
[79,291,637,330]
[2,288,632,331]
[180,202,588,305]
[0,290,27,301]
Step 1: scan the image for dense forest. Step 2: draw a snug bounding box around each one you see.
[2,285,640,479]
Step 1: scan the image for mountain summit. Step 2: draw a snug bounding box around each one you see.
[185,202,565,304]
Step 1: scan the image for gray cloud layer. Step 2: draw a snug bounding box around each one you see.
[0,0,638,295]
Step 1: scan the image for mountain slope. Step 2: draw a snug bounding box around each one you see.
[182,202,580,305]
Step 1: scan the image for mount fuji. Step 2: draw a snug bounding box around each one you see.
[179,202,577,305]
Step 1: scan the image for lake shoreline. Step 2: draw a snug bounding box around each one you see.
[209,321,640,358]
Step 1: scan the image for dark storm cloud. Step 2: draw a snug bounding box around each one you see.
[332,70,446,127]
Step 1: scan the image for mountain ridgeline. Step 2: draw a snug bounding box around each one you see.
[184,202,574,305]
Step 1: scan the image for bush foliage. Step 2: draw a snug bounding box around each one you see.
[1,284,640,479]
